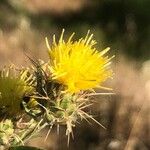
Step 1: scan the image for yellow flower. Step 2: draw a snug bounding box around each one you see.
[46,30,114,93]
[0,67,34,116]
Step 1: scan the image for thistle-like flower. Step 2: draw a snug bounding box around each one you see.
[0,66,34,117]
[0,30,114,148]
[46,30,114,93]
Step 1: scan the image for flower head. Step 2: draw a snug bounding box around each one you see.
[0,66,34,116]
[46,30,113,93]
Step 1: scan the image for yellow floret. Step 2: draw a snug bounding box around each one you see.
[46,30,114,93]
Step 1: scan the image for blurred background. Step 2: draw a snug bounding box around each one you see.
[0,0,149,149]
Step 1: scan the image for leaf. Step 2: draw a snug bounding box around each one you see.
[9,146,44,150]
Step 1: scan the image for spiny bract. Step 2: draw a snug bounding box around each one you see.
[46,30,114,93]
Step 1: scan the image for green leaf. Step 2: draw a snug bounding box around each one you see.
[9,146,44,150]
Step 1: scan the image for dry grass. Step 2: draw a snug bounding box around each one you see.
[0,18,47,67]
[9,0,89,14]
